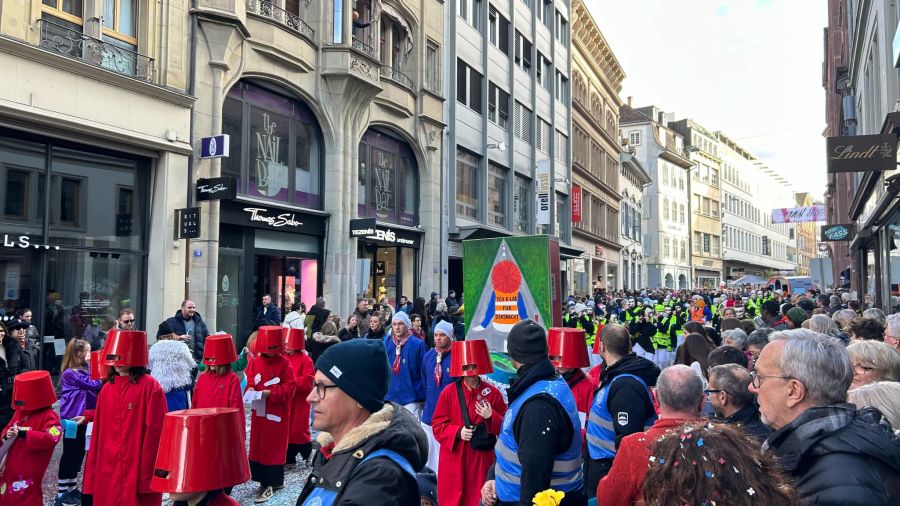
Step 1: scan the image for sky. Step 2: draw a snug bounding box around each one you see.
[587,0,828,202]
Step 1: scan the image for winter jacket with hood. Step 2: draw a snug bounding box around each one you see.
[763,404,900,506]
[163,310,210,361]
[307,332,341,364]
[295,402,427,506]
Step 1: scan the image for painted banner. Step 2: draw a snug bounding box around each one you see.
[572,185,582,223]
[463,235,561,351]
[771,205,826,224]
[535,160,551,225]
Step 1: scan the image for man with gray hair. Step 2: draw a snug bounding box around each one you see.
[753,329,900,504]
[721,328,748,350]
[596,365,704,505]
[707,364,769,440]
[862,308,886,328]
[827,295,842,315]
[884,313,900,352]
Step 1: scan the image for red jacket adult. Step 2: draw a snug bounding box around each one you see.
[244,354,296,465]
[595,417,691,506]
[83,374,167,506]
[431,378,507,506]
[0,407,61,506]
[285,351,315,445]
[193,370,245,440]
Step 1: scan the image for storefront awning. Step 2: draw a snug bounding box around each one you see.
[559,244,585,260]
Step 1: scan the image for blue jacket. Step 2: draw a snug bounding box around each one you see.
[420,348,454,425]
[384,335,426,405]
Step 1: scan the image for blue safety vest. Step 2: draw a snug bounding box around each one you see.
[495,377,584,501]
[586,373,657,460]
[300,449,415,506]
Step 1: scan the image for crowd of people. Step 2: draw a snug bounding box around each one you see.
[0,285,899,506]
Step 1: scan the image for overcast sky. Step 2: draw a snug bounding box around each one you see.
[588,0,828,202]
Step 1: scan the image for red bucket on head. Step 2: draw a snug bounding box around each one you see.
[151,408,250,494]
[104,330,148,368]
[90,346,111,380]
[203,334,238,366]
[283,327,306,352]
[12,370,56,411]
[450,340,494,377]
[255,326,284,355]
[548,327,590,369]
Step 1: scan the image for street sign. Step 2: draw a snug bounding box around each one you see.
[199,135,230,159]
[826,134,896,173]
[821,223,856,242]
[175,207,201,239]
[196,176,237,201]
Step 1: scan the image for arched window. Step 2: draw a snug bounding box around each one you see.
[358,128,419,226]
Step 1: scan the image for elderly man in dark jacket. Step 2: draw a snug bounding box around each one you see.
[162,299,210,361]
[295,339,426,505]
[753,329,900,505]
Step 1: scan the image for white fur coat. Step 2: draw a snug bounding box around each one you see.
[148,339,196,392]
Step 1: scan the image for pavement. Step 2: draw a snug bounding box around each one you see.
[39,406,314,505]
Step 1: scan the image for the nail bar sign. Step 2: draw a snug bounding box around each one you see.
[2,235,60,250]
[826,134,897,173]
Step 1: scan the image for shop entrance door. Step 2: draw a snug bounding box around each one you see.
[252,253,318,329]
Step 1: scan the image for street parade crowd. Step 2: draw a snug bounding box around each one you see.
[0,286,899,505]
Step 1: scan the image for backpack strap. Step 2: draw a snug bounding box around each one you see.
[359,449,416,479]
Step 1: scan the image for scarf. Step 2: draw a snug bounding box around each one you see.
[434,344,451,385]
[391,333,411,375]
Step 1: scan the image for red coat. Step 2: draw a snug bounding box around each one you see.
[193,370,245,440]
[431,379,507,506]
[244,354,296,465]
[596,417,691,506]
[83,374,167,506]
[285,351,315,445]
[588,363,603,385]
[0,407,61,506]
[566,369,597,418]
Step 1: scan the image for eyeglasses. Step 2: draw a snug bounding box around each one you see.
[852,363,876,375]
[313,381,339,399]
[749,370,794,389]
[703,389,726,397]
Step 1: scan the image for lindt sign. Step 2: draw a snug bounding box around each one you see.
[826,134,897,173]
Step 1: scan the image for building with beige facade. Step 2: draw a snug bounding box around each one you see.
[794,192,819,276]
[570,0,624,292]
[0,0,444,350]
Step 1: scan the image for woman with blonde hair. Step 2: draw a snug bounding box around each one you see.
[847,339,900,390]
[848,381,900,432]
[56,338,103,503]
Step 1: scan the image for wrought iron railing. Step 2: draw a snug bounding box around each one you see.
[352,36,376,59]
[38,19,154,81]
[246,0,315,40]
[380,65,414,90]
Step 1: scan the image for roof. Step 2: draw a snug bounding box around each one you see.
[619,104,653,124]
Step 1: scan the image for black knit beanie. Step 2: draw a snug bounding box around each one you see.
[506,319,548,365]
[315,339,389,414]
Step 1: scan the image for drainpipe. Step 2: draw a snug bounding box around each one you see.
[185,0,199,300]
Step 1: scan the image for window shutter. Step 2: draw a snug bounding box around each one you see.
[499,16,510,54]
[456,59,467,105]
[470,69,483,112]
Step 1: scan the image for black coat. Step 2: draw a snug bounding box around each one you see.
[0,337,26,429]
[764,404,900,505]
[164,310,210,362]
[254,303,282,329]
[723,403,770,442]
[295,402,426,506]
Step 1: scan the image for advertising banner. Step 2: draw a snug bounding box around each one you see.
[571,185,582,223]
[535,160,551,225]
[771,205,826,224]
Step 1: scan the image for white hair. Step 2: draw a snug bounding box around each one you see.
[887,313,900,341]
[721,329,748,348]
[809,314,839,336]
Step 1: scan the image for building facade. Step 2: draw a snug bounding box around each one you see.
[719,133,795,282]
[619,150,650,290]
[444,0,575,294]
[794,192,819,276]
[0,1,192,354]
[620,103,693,289]
[570,0,623,293]
[671,119,723,288]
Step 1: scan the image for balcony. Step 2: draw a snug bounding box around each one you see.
[246,0,315,41]
[380,64,414,90]
[352,36,377,59]
[38,19,154,81]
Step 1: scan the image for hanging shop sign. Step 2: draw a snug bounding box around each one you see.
[771,205,826,224]
[535,160,551,225]
[826,134,897,173]
[571,185,582,223]
[196,176,238,201]
[349,218,377,237]
[821,223,856,242]
[175,208,201,239]
[200,134,230,159]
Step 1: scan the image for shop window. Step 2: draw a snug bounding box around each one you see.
[224,82,324,209]
[359,129,419,226]
[488,163,507,227]
[456,147,479,219]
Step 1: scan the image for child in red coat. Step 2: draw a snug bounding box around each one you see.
[193,335,244,433]
[0,371,61,506]
[244,326,296,503]
[282,328,315,468]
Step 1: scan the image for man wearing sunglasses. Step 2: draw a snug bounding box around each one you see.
[295,339,426,506]
[116,309,136,331]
